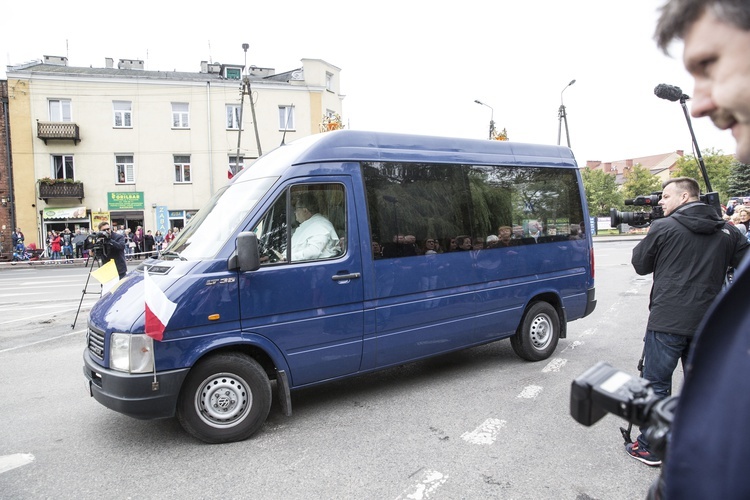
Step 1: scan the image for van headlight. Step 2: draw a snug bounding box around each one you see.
[110,333,154,373]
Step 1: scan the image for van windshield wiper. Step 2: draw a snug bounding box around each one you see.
[160,250,187,261]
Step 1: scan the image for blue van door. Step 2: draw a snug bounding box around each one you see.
[238,178,364,387]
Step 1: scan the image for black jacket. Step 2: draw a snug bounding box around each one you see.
[102,230,128,279]
[632,202,748,336]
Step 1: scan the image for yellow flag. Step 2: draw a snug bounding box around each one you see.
[90,260,119,293]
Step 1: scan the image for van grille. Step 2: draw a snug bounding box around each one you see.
[87,327,105,360]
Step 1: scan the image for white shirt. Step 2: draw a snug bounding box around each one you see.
[291,213,340,261]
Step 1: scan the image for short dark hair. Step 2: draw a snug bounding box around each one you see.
[655,0,750,53]
[98,221,110,230]
[663,177,701,198]
[294,192,319,213]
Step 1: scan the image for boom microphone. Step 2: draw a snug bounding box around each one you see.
[654,83,686,102]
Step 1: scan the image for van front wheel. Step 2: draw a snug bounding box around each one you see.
[177,353,272,443]
[511,302,559,361]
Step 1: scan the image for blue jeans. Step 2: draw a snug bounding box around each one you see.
[637,330,692,450]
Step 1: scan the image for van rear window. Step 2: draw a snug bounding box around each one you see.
[363,162,585,257]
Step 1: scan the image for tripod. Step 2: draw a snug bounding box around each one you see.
[71,249,103,329]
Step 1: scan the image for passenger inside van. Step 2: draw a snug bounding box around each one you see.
[290,192,340,261]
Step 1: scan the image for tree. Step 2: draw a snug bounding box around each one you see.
[726,160,750,197]
[581,168,623,216]
[621,164,662,201]
[671,148,733,202]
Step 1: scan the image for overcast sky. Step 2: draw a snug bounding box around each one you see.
[2,0,738,166]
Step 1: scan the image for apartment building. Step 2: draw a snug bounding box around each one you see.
[5,55,344,248]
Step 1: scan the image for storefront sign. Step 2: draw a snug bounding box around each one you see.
[155,206,169,234]
[108,192,144,210]
[43,206,88,219]
[92,211,110,228]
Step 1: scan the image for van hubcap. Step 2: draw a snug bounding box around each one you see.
[530,314,553,349]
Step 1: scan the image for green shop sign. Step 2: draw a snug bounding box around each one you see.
[108,192,145,210]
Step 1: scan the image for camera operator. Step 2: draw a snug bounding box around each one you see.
[627,177,748,466]
[97,221,128,279]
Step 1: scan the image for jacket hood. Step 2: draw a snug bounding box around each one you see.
[671,202,725,235]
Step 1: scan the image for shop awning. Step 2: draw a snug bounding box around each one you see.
[43,206,88,219]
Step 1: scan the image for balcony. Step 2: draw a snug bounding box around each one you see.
[37,121,81,145]
[38,180,85,202]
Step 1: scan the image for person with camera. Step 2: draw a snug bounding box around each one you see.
[627,176,748,466]
[97,221,128,279]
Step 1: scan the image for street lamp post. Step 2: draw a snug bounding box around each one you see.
[474,100,496,140]
[557,79,576,148]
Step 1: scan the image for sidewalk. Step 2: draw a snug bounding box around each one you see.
[0,254,149,272]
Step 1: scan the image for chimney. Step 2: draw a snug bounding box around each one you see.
[604,162,613,172]
[200,61,208,73]
[43,55,68,66]
[677,150,684,156]
[585,160,601,169]
[105,58,114,68]
[625,159,633,168]
[118,59,144,70]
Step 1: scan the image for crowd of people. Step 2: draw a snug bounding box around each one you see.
[9,225,180,263]
[371,221,585,259]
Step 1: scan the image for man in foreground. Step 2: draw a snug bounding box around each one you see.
[648,0,750,496]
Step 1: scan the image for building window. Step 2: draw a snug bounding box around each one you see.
[279,105,295,130]
[49,99,72,122]
[116,155,135,184]
[172,103,189,128]
[228,155,243,179]
[174,155,191,183]
[51,155,74,180]
[326,72,333,91]
[226,104,241,130]
[113,101,132,128]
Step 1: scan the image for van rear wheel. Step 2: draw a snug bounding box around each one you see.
[177,353,272,443]
[511,301,559,361]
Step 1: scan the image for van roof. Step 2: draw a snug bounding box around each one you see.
[278,130,578,169]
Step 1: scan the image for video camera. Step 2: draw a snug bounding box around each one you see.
[570,361,677,460]
[610,191,722,229]
[84,231,110,256]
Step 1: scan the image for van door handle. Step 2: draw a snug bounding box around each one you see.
[332,272,361,281]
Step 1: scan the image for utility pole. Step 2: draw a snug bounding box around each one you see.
[234,43,262,178]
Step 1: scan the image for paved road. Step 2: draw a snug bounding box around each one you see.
[0,241,663,499]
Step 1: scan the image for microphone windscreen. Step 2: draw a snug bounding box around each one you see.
[654,83,683,102]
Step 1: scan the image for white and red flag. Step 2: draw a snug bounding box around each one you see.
[144,268,177,342]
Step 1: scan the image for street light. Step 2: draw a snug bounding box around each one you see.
[558,79,576,148]
[474,99,496,140]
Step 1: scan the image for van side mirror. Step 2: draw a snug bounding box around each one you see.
[234,231,260,272]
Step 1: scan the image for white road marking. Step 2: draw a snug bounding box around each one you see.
[562,341,584,351]
[396,469,448,500]
[0,330,86,354]
[518,385,543,399]
[542,358,567,372]
[0,307,93,326]
[0,453,35,474]
[460,418,506,445]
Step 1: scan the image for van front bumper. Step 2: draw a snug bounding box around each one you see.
[83,350,190,420]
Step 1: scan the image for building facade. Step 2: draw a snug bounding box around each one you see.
[0,80,13,259]
[5,56,344,249]
[584,150,685,185]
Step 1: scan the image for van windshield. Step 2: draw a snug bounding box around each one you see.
[166,176,277,260]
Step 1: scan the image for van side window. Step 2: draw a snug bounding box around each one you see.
[363,162,584,257]
[254,183,346,264]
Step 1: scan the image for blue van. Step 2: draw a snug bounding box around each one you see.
[83,130,596,443]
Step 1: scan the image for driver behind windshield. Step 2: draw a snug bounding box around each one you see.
[291,192,339,261]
